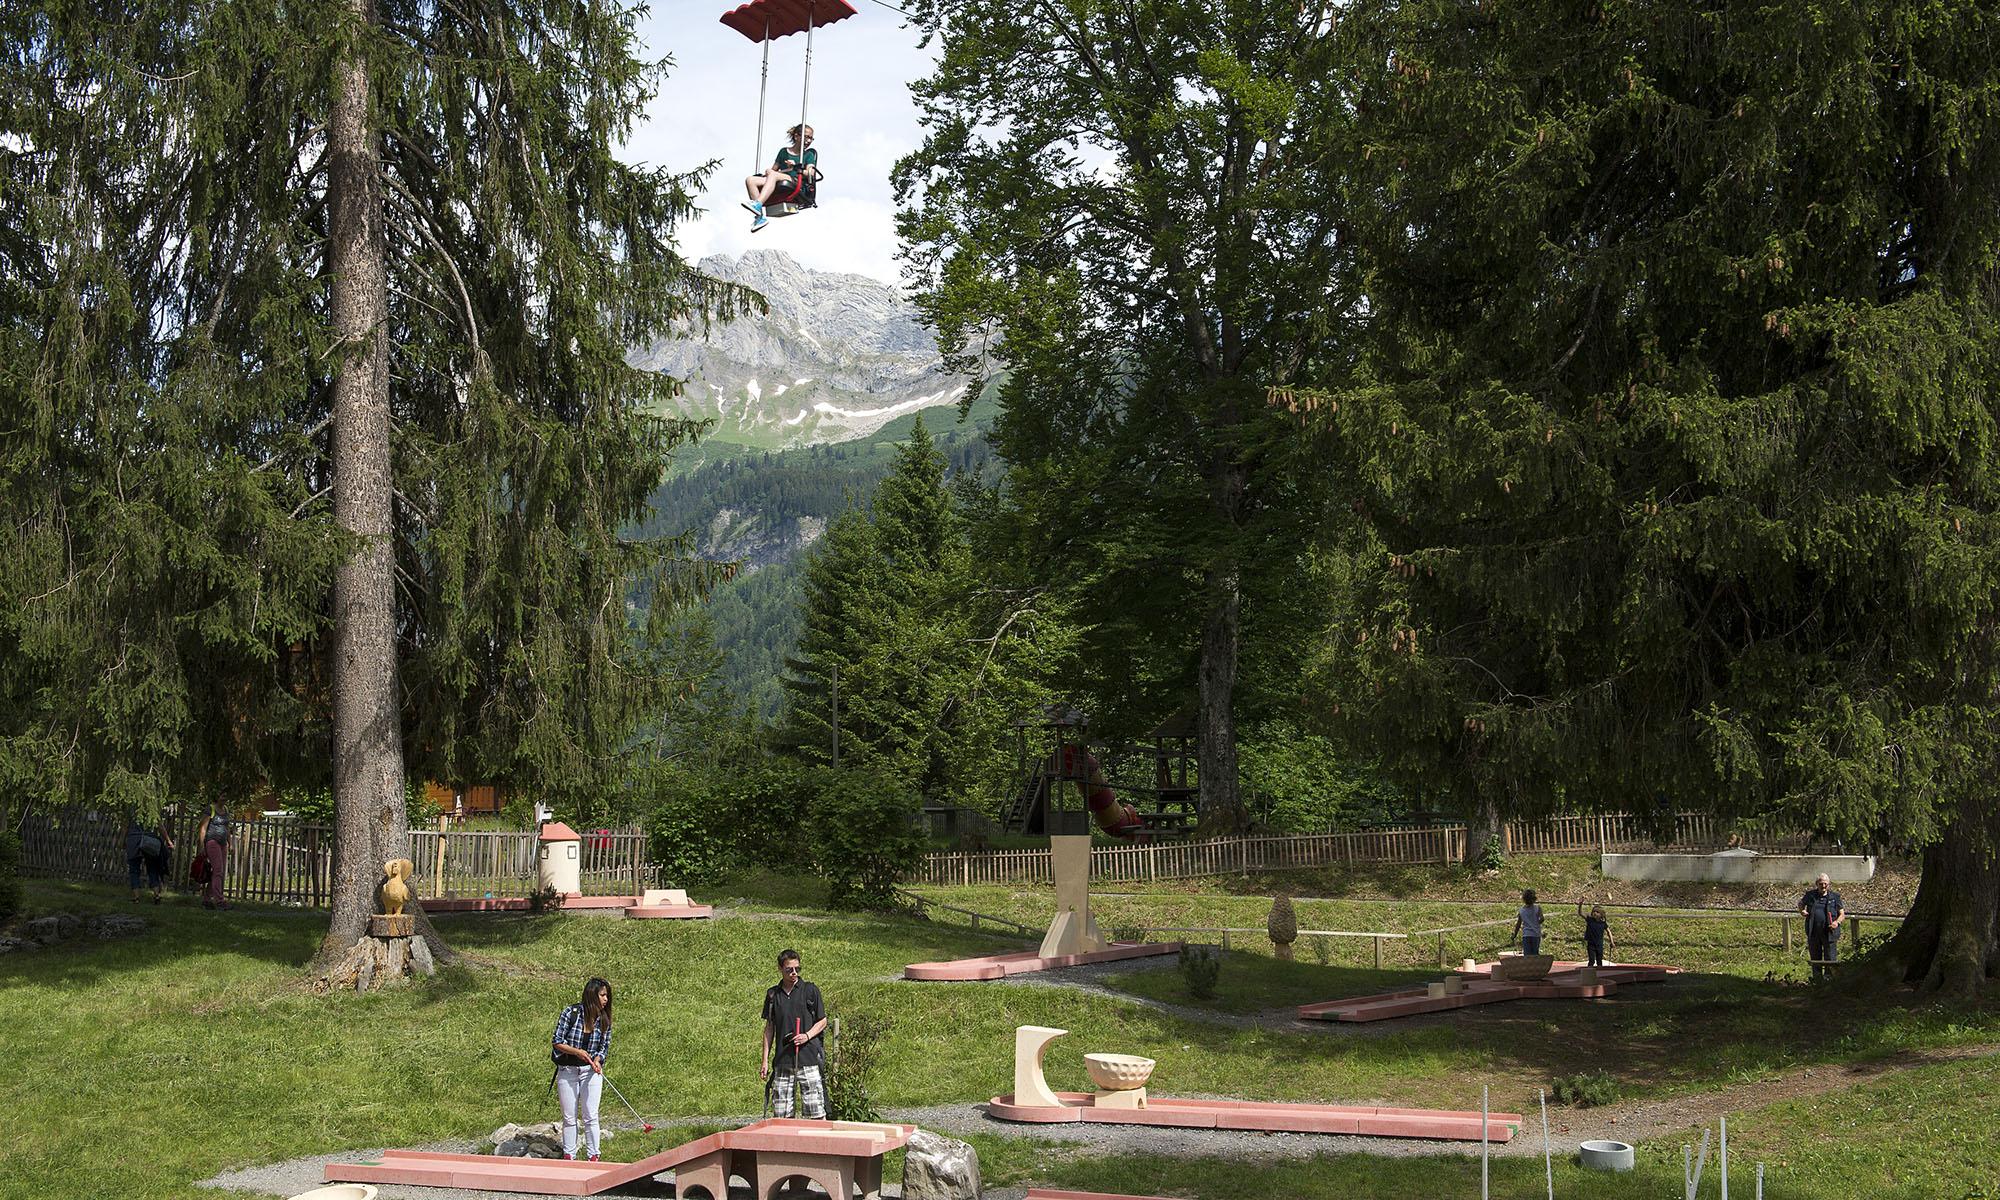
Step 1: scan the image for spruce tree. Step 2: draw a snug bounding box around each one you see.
[896,0,1361,830]
[1,1,748,972]
[1319,0,2000,992]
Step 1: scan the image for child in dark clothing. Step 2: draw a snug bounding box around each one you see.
[1577,901,1613,967]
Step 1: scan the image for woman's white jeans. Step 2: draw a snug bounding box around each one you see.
[556,1066,603,1157]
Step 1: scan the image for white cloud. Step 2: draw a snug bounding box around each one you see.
[626,2,937,287]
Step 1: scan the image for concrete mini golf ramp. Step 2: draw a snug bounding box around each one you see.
[1298,960,1677,1023]
[324,1118,913,1197]
[905,941,1181,981]
[987,1093,1523,1142]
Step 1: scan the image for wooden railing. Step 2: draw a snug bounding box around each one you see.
[910,812,1808,886]
[16,805,650,906]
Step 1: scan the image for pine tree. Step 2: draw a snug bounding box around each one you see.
[896,0,1361,830]
[1,1,748,973]
[1320,0,2000,991]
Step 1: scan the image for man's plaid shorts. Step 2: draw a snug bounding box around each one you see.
[770,1063,826,1119]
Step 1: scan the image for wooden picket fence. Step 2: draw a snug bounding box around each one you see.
[15,805,650,906]
[909,812,1811,886]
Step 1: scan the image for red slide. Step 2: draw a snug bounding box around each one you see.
[1056,746,1145,839]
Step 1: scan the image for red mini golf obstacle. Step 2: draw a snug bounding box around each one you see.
[988,1025,1523,1143]
[1297,957,1679,1023]
[324,1117,915,1198]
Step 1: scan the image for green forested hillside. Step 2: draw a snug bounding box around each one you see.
[642,400,997,715]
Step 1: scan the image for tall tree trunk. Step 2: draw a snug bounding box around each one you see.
[315,0,448,969]
[1875,785,2000,995]
[1196,558,1245,833]
[1464,796,1504,867]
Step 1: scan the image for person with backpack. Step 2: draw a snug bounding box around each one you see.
[124,813,174,904]
[199,805,231,909]
[550,977,614,1161]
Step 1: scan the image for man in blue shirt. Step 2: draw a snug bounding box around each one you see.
[1798,873,1844,980]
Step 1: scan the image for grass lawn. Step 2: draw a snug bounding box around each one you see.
[4,871,1996,1200]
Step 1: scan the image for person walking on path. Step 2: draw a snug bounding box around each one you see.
[551,977,613,1161]
[1511,889,1545,955]
[1799,873,1845,980]
[760,947,828,1119]
[199,806,231,909]
[124,813,173,903]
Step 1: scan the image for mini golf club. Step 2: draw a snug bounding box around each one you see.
[600,1071,654,1132]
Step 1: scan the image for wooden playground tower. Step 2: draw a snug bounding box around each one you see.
[999,706,1200,839]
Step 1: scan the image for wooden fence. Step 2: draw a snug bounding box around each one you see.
[909,812,1806,886]
[16,806,650,906]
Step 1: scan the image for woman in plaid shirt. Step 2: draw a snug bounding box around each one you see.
[551,977,613,1160]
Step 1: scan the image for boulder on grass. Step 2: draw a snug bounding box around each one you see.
[901,1128,980,1200]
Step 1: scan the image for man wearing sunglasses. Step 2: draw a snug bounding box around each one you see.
[759,947,829,1118]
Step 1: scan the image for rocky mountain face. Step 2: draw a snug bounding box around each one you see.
[631,249,966,452]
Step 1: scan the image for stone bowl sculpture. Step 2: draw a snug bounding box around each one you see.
[1083,1053,1156,1091]
[289,1185,379,1200]
[1495,953,1555,981]
[1578,1139,1635,1171]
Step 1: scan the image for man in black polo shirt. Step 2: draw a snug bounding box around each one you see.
[1798,873,1845,980]
[760,947,828,1119]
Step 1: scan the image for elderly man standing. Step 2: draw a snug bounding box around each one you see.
[1798,872,1845,980]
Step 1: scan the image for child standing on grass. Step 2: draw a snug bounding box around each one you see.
[1577,900,1614,967]
[1511,889,1544,955]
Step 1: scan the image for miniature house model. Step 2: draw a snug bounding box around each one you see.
[537,821,581,895]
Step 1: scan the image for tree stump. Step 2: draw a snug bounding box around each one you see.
[321,927,435,992]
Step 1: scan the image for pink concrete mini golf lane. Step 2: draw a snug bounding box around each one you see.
[990,1024,1522,1143]
[904,940,1180,981]
[420,888,712,919]
[1297,959,1679,1023]
[325,1118,914,1197]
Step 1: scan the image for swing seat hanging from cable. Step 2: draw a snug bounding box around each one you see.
[722,0,857,219]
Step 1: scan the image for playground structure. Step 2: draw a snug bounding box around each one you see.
[1297,957,1679,1023]
[1000,708,1200,840]
[325,1118,915,1198]
[989,1025,1522,1141]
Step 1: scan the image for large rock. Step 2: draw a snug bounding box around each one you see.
[490,1122,564,1158]
[25,914,81,943]
[89,914,147,938]
[900,1129,980,1200]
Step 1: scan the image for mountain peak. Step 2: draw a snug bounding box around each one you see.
[634,250,959,450]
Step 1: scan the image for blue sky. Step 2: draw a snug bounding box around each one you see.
[627,0,938,284]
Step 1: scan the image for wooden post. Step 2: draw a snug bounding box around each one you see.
[1781,917,1791,953]
[434,815,447,898]
[1373,935,1383,970]
[1850,917,1861,950]
[1438,932,1447,968]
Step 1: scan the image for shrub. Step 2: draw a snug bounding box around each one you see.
[1308,933,1332,966]
[0,829,18,926]
[1550,1071,1621,1107]
[827,1011,891,1122]
[644,760,818,885]
[810,768,926,910]
[1178,943,1222,1000]
[526,884,566,914]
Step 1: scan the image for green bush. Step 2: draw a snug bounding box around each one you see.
[0,829,19,926]
[810,768,926,910]
[644,759,817,885]
[1550,1071,1621,1107]
[826,1011,890,1122]
[1178,943,1222,999]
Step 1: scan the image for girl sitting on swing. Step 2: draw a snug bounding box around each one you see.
[743,124,819,231]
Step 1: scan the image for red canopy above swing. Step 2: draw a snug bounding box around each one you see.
[719,0,858,42]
